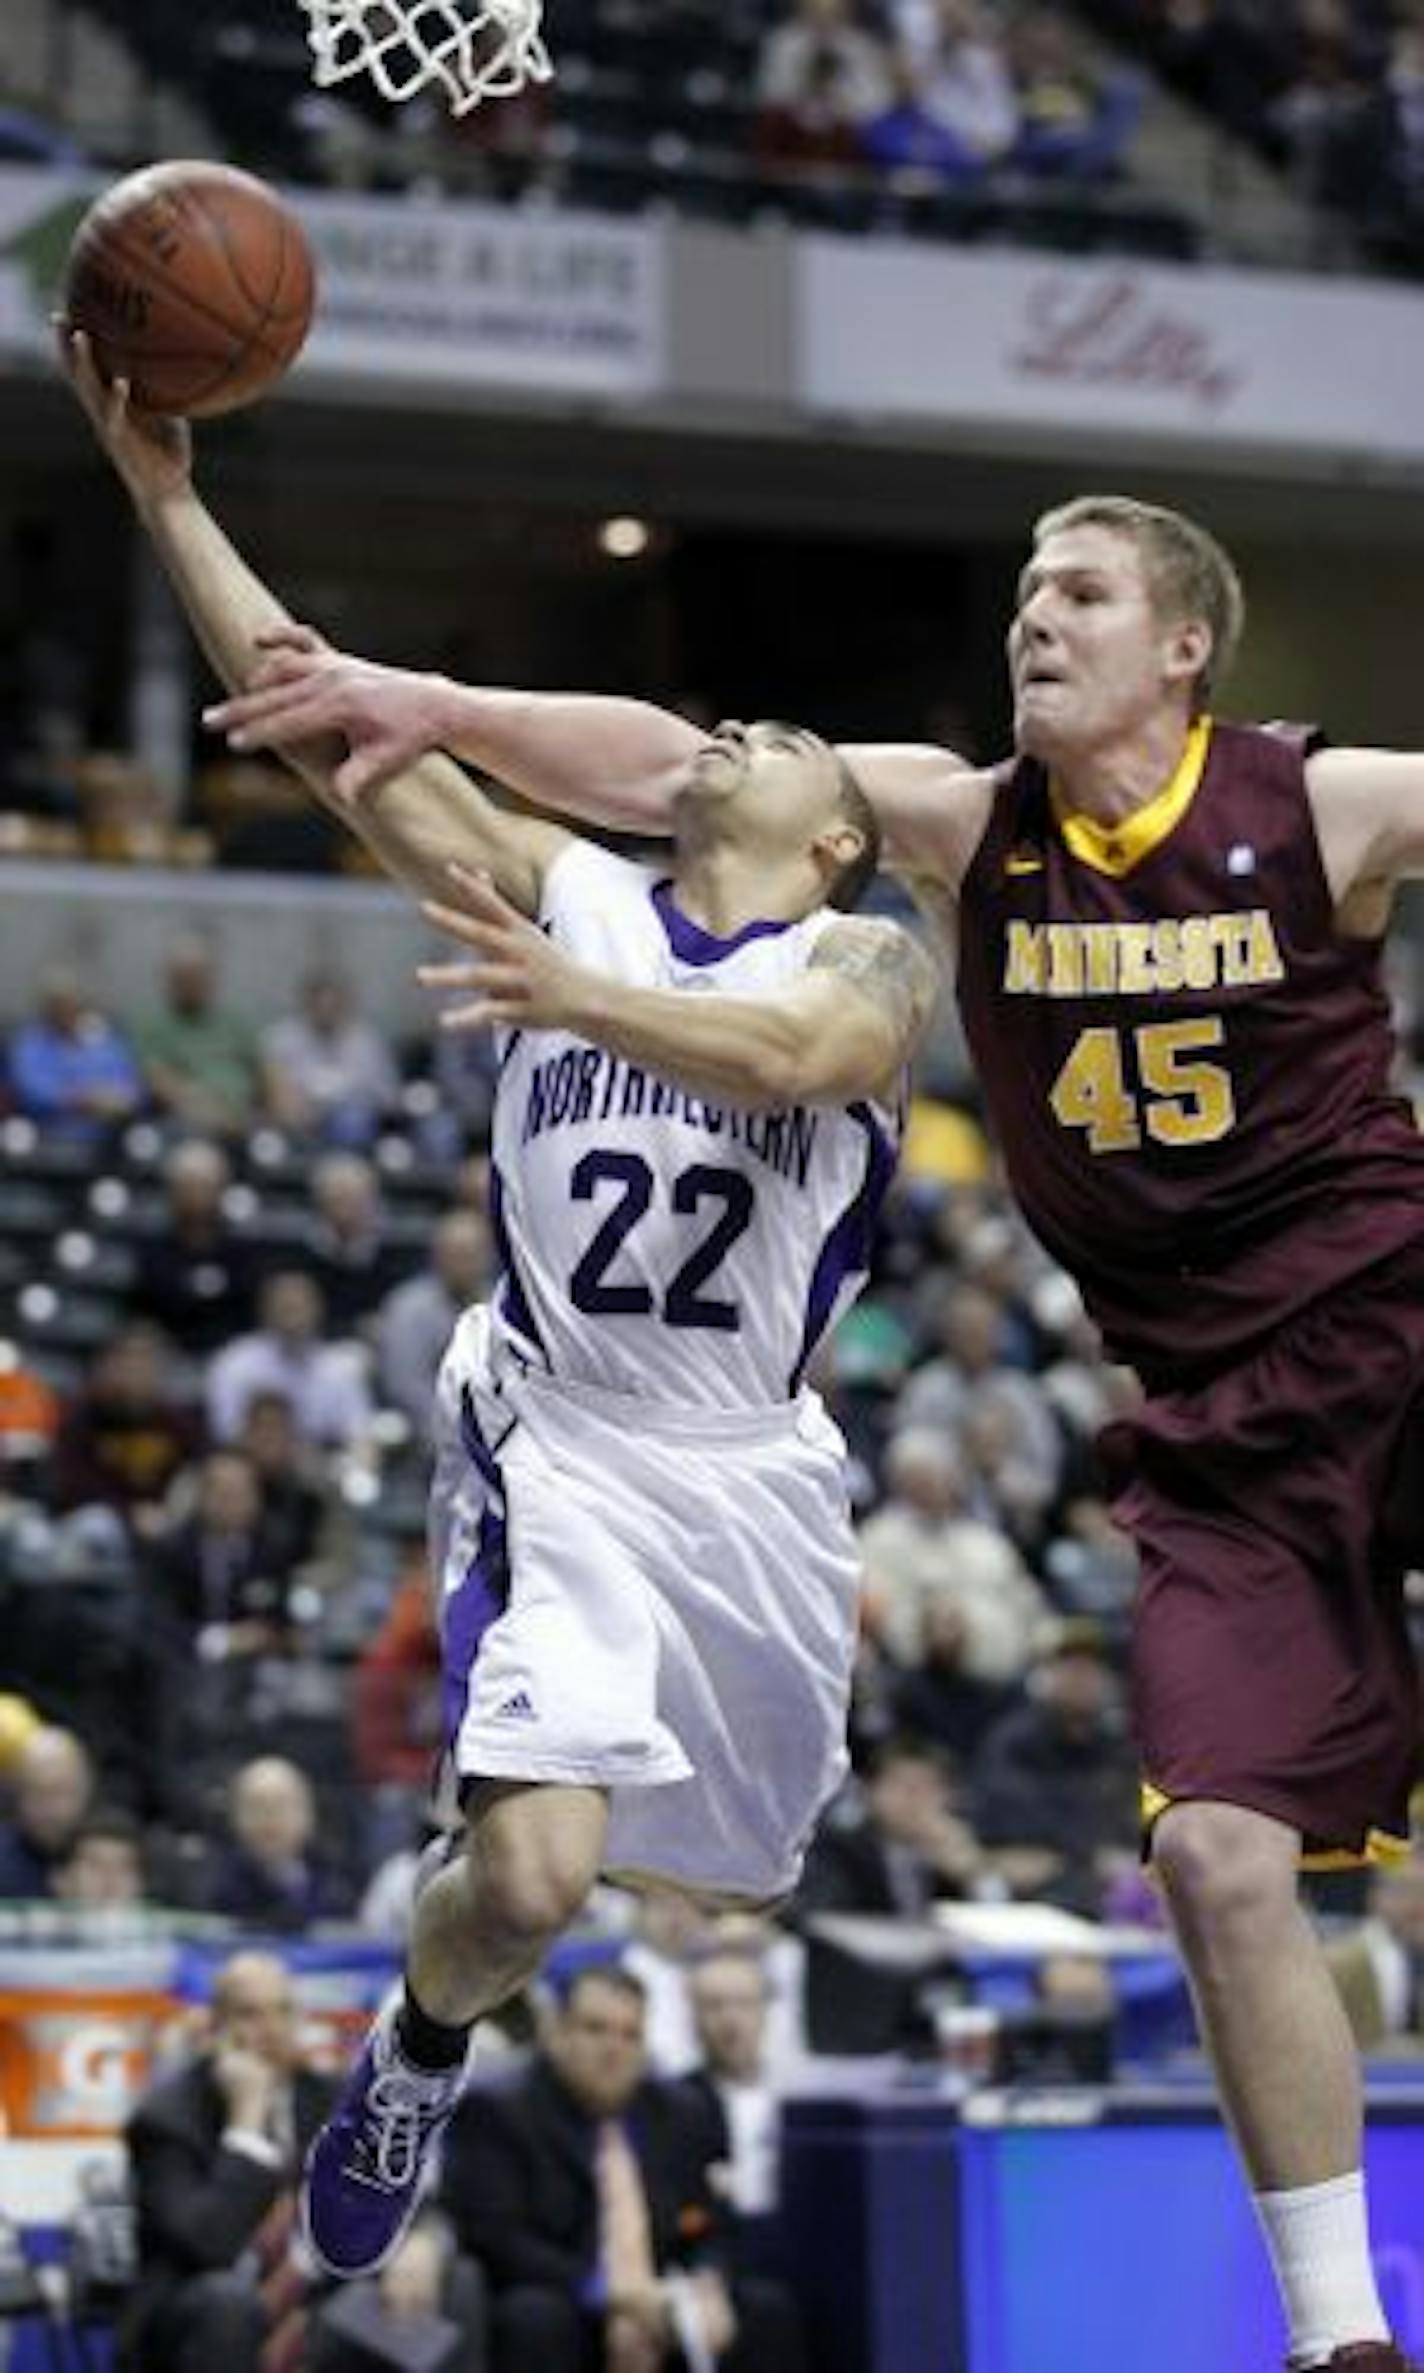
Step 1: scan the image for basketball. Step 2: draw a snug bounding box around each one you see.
[63,160,316,420]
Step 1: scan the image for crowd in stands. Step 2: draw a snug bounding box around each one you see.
[6,0,1165,255]
[0,923,1166,1936]
[9,0,1424,270]
[9,0,1424,268]
[751,0,1141,198]
[2,917,1423,2363]
[2,926,1420,1956]
[1087,0,1424,268]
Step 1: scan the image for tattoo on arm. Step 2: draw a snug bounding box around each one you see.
[808,919,939,1059]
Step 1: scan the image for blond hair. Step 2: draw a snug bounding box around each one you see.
[1032,494,1245,706]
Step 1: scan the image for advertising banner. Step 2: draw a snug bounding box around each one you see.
[0,169,665,401]
[799,236,1424,465]
[0,1940,398,2138]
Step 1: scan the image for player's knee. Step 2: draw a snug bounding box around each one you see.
[1151,1799,1294,1938]
[471,1809,598,1945]
[1153,1793,1300,1945]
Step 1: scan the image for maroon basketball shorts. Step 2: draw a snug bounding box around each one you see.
[1104,1235,1424,1867]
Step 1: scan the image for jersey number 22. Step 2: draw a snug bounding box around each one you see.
[568,1150,753,1331]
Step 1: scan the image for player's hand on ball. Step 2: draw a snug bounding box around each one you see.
[421,863,591,1034]
[205,636,445,802]
[56,320,193,505]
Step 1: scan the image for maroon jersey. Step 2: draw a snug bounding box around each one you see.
[956,719,1424,1384]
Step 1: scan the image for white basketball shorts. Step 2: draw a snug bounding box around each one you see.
[429,1309,861,1903]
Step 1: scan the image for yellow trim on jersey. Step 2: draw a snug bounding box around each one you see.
[1140,1781,1412,1873]
[1052,715,1213,878]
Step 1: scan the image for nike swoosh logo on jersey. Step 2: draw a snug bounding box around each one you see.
[1005,853,1044,876]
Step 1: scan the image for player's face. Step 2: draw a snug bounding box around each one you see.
[1007,525,1206,762]
[681,719,848,862]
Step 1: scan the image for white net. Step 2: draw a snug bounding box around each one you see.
[298,0,553,115]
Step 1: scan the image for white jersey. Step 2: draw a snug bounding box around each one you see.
[486,839,901,1410]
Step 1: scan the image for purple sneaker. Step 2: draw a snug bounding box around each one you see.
[300,2004,469,2277]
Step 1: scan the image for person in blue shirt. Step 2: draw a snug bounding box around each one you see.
[9,966,144,1137]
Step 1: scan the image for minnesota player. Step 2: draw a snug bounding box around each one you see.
[211,496,1424,2371]
[60,327,936,2294]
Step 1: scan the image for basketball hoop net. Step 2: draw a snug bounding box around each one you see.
[298,0,552,115]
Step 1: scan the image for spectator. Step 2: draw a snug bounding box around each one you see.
[8,964,144,1138]
[203,1755,353,1933]
[442,1964,803,2373]
[914,0,1019,166]
[858,1428,1048,1756]
[152,1448,300,1660]
[860,55,991,181]
[235,1389,341,1578]
[52,1806,149,1911]
[299,1151,406,1332]
[132,936,262,1138]
[1380,24,1424,207]
[351,1561,443,1875]
[424,1018,499,1156]
[0,1722,95,1899]
[1325,1848,1424,2054]
[130,1139,258,1358]
[959,1395,1059,1554]
[207,1270,373,1453]
[51,1324,203,1533]
[970,1623,1139,1917]
[120,1949,340,2373]
[1353,22,1424,256]
[618,1895,809,2084]
[1041,1495,1137,1629]
[621,1888,719,2076]
[1032,1270,1132,1454]
[1269,0,1371,195]
[1007,8,1142,180]
[755,0,891,170]
[797,1733,984,1917]
[683,1950,797,2281]
[261,968,399,1147]
[894,1279,1064,1530]
[376,1208,492,1428]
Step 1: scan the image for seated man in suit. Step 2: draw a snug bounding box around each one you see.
[682,1948,805,2297]
[121,1949,338,2373]
[441,1962,804,2373]
[796,1733,985,1918]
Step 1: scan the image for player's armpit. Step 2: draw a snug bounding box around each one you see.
[798,917,939,1099]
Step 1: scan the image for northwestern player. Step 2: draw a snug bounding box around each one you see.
[60,329,935,2292]
[211,498,1424,2371]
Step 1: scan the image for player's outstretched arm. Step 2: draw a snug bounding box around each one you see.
[208,644,706,832]
[57,326,565,917]
[420,868,938,1109]
[205,663,989,887]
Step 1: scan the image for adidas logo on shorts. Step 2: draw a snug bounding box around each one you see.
[493,1690,537,1722]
